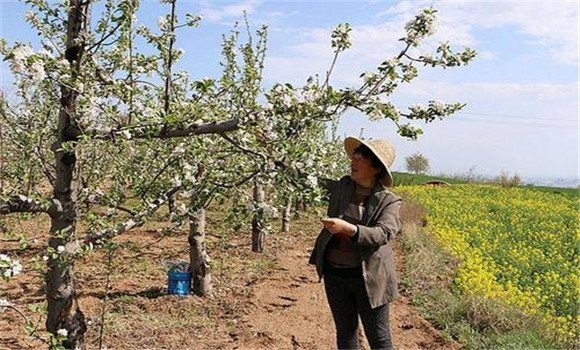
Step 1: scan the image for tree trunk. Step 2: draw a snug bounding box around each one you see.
[282,196,291,233]
[294,198,305,218]
[251,181,265,252]
[188,208,211,296]
[167,196,175,215]
[46,1,88,348]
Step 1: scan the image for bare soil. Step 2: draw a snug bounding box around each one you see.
[0,209,461,349]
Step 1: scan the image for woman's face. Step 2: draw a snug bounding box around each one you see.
[350,152,380,185]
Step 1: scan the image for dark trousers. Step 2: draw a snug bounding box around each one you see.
[324,273,393,350]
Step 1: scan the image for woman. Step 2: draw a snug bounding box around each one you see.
[309,137,402,350]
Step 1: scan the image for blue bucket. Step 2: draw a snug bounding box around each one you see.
[167,270,191,296]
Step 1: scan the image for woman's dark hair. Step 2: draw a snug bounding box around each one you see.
[354,144,387,181]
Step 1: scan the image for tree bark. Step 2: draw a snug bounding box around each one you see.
[167,196,175,215]
[251,181,265,252]
[282,196,291,233]
[188,208,212,296]
[46,1,88,348]
[294,198,304,218]
[89,119,239,140]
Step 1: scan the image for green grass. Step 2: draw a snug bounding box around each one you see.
[393,171,579,198]
[522,184,579,198]
[392,171,468,186]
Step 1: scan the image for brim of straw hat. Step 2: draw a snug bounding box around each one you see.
[344,137,394,187]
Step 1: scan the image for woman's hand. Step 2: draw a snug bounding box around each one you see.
[320,218,357,236]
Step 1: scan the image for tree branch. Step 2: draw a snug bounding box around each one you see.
[163,0,177,116]
[88,119,239,140]
[35,142,56,187]
[87,21,124,53]
[219,133,267,161]
[0,195,61,217]
[0,301,49,344]
[209,169,261,189]
[140,158,180,200]
[82,185,181,244]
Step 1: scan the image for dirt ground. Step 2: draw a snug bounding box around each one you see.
[0,209,461,350]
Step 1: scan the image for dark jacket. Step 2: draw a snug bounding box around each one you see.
[309,175,402,308]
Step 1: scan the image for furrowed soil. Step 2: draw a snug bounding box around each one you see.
[1,207,460,350]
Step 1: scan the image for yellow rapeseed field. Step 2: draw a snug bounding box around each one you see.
[398,185,579,345]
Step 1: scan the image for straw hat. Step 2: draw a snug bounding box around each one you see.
[344,137,396,187]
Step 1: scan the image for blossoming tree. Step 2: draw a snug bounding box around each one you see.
[0,0,475,348]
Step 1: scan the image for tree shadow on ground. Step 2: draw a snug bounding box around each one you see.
[81,287,166,300]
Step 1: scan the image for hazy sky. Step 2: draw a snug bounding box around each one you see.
[1,0,578,180]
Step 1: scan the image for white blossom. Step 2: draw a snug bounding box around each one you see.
[430,100,446,114]
[30,60,46,82]
[362,71,377,84]
[282,94,293,108]
[39,48,53,58]
[404,8,438,46]
[25,11,36,22]
[158,16,170,32]
[172,144,185,156]
[57,245,65,253]
[258,203,279,218]
[10,60,24,73]
[12,45,34,61]
[11,261,22,275]
[121,130,132,139]
[57,328,68,337]
[307,174,318,187]
[2,255,23,278]
[409,103,427,113]
[56,59,70,70]
[184,171,196,183]
[177,204,188,215]
[0,298,12,313]
[65,241,79,254]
